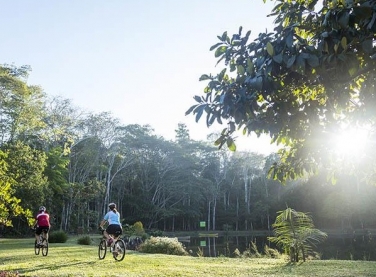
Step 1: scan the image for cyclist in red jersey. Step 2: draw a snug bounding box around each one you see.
[33,206,51,245]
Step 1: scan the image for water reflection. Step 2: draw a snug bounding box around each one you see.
[182,235,272,257]
[180,234,376,260]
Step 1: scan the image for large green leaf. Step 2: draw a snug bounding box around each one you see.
[210,42,223,51]
[226,137,236,151]
[273,52,283,63]
[307,55,319,67]
[215,46,227,58]
[199,74,211,81]
[266,42,274,56]
[286,55,296,68]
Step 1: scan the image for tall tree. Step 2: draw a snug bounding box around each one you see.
[0,64,46,228]
[175,123,190,142]
[0,64,46,145]
[4,141,48,211]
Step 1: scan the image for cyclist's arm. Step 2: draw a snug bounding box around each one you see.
[99,219,107,229]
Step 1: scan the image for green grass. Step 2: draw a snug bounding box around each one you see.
[1,237,376,277]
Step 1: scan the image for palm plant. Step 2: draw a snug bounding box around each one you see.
[268,207,327,262]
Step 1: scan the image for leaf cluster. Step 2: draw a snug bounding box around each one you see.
[268,207,327,262]
[186,0,376,182]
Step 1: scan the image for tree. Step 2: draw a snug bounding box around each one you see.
[4,141,48,211]
[186,0,376,182]
[0,64,46,229]
[268,207,327,262]
[0,64,46,145]
[175,123,190,142]
[0,149,32,227]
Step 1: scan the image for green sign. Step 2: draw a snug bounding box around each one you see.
[200,221,206,228]
[200,240,206,247]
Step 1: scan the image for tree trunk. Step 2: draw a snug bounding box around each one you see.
[212,198,217,231]
[207,201,211,231]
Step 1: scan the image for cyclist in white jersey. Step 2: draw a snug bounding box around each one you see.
[99,203,123,245]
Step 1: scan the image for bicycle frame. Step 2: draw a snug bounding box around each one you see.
[34,232,49,256]
[98,229,126,261]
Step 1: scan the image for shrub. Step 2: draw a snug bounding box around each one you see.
[251,241,262,258]
[196,247,204,257]
[268,207,327,262]
[233,248,241,258]
[48,230,68,243]
[77,235,92,245]
[264,244,281,259]
[138,236,188,256]
[148,229,163,237]
[133,221,144,236]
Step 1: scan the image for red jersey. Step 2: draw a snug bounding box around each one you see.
[36,211,50,227]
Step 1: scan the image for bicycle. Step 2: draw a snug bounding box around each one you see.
[34,229,49,256]
[98,228,126,261]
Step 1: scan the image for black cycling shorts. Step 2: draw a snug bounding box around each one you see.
[106,224,122,236]
[36,226,49,235]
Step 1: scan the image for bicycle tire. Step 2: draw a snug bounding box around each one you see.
[98,239,107,259]
[42,239,48,256]
[113,239,126,261]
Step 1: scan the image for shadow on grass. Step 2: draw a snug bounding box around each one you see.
[20,260,97,275]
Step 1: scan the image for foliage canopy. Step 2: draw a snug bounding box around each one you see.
[187,0,376,182]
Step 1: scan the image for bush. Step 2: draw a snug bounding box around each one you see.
[124,221,146,237]
[250,241,262,258]
[147,229,163,237]
[77,235,92,245]
[233,248,241,258]
[264,244,281,259]
[133,221,144,236]
[138,236,188,256]
[48,230,68,243]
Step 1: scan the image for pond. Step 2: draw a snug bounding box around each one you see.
[179,232,376,261]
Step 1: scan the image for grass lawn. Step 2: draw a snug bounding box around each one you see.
[1,236,376,277]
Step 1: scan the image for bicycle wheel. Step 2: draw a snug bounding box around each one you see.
[98,239,107,259]
[34,240,40,255]
[113,239,126,261]
[42,239,48,256]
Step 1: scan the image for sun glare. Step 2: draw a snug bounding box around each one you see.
[332,126,369,157]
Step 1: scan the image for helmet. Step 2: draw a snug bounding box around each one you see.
[39,206,46,212]
[108,203,116,209]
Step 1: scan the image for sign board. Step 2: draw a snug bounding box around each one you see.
[200,221,206,228]
[200,240,206,247]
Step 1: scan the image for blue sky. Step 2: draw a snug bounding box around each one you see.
[1,0,278,153]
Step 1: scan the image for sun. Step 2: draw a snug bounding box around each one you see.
[331,126,370,157]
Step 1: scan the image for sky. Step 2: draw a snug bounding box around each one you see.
[1,0,279,154]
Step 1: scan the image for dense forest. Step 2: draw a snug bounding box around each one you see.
[1,64,376,238]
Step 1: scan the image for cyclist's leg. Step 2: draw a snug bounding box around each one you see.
[112,225,123,244]
[35,227,42,244]
[106,225,117,239]
[106,225,119,244]
[114,225,123,238]
[43,227,50,241]
[103,230,111,240]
